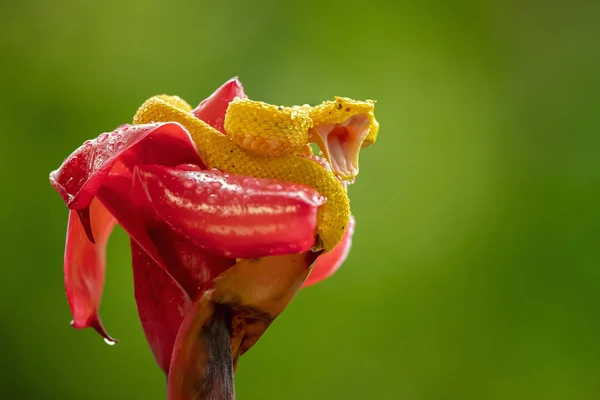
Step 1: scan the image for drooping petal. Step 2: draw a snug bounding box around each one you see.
[192,77,247,133]
[131,240,191,374]
[135,165,325,258]
[64,197,116,342]
[303,215,355,287]
[50,122,202,210]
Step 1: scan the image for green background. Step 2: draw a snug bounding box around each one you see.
[1,0,599,399]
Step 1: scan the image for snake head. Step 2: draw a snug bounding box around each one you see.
[310,97,378,181]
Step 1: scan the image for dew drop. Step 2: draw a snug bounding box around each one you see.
[183,178,195,189]
[97,133,108,143]
[207,193,219,204]
[210,181,223,189]
[104,337,116,346]
[115,142,124,150]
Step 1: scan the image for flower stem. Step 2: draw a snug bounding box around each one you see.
[194,305,236,400]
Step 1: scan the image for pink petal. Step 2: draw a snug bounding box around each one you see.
[135,165,325,259]
[50,122,202,210]
[64,197,116,342]
[192,77,247,133]
[303,215,355,287]
[131,240,191,374]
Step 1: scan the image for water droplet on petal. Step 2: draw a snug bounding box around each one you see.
[115,142,124,150]
[183,178,195,189]
[210,181,223,189]
[97,133,108,143]
[104,337,116,346]
[207,193,218,204]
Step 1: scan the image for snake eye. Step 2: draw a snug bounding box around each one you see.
[311,113,371,180]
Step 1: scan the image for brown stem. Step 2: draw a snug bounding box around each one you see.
[179,304,235,400]
[197,305,235,400]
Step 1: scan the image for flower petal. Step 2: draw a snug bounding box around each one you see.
[64,197,116,342]
[50,122,202,210]
[131,171,235,298]
[303,215,355,287]
[192,77,247,133]
[131,240,190,374]
[97,167,234,299]
[51,122,207,343]
[96,168,233,373]
[135,165,325,258]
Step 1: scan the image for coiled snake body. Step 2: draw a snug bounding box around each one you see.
[133,94,378,251]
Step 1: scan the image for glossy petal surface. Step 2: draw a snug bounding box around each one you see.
[50,123,202,210]
[51,123,205,343]
[135,165,325,258]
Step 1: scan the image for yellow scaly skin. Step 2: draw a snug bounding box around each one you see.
[224,98,312,156]
[133,94,378,251]
[225,97,378,180]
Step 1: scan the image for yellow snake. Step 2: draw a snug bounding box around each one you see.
[133,95,378,251]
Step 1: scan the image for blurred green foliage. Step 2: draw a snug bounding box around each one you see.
[1,0,599,399]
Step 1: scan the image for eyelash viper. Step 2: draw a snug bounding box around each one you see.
[132,94,378,251]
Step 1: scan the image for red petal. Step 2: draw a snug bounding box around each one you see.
[96,168,233,373]
[303,215,355,287]
[192,77,247,133]
[98,169,234,299]
[135,165,325,259]
[50,123,202,210]
[131,240,191,374]
[64,197,116,342]
[96,168,164,266]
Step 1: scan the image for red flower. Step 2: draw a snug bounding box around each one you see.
[50,78,355,397]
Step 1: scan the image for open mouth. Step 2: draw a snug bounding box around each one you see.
[311,113,372,180]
